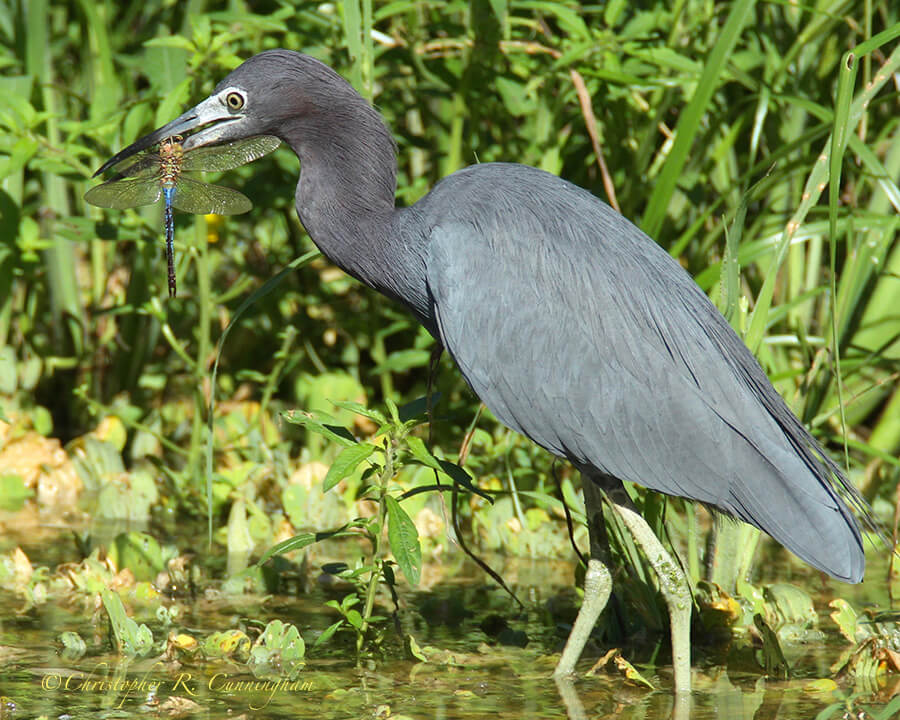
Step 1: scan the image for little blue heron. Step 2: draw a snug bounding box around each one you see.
[94,49,868,693]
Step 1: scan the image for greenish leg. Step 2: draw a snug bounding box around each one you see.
[554,473,692,697]
[554,558,612,677]
[554,476,613,677]
[611,502,692,694]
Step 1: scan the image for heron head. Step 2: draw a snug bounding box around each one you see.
[93,50,344,176]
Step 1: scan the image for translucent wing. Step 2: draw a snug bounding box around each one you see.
[84,176,163,209]
[168,176,252,215]
[110,154,164,180]
[86,136,272,212]
[180,136,280,173]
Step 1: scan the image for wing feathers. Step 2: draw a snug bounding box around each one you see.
[420,163,863,582]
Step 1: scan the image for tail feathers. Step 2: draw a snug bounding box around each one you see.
[722,436,865,583]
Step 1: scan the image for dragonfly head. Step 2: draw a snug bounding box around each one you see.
[93,65,281,177]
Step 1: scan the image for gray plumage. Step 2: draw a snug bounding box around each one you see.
[97,50,866,592]
[418,163,863,582]
[234,50,863,582]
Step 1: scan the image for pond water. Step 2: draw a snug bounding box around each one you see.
[0,522,896,720]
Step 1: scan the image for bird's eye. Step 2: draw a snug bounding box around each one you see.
[225,91,245,110]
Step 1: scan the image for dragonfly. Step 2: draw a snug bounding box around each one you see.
[85,135,280,297]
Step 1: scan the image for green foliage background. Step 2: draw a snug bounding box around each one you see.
[1,0,898,581]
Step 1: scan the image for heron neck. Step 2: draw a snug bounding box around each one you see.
[284,112,432,327]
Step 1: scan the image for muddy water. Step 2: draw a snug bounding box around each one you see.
[0,524,895,720]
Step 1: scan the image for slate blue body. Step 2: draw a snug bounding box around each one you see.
[94,49,869,691]
[406,162,863,582]
[205,50,864,583]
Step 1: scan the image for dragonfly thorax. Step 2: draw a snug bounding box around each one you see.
[159,137,185,189]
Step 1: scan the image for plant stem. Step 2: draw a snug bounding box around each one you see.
[358,435,394,656]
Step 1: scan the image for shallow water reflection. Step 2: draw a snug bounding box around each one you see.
[0,525,896,719]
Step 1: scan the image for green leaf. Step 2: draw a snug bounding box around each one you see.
[100,588,154,657]
[313,620,344,648]
[641,0,756,238]
[385,397,400,424]
[372,349,430,374]
[404,439,494,503]
[875,694,900,720]
[345,609,363,630]
[753,613,790,679]
[405,436,442,471]
[386,496,421,587]
[397,394,439,423]
[256,523,364,565]
[405,633,427,662]
[110,531,165,582]
[495,77,534,117]
[330,399,388,426]
[323,442,378,492]
[0,475,34,511]
[515,1,589,39]
[828,598,862,643]
[612,653,656,689]
[437,460,494,503]
[283,412,357,447]
[144,36,196,52]
[0,346,16,394]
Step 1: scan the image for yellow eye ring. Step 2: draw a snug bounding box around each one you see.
[225,91,245,110]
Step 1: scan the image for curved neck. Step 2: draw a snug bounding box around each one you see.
[276,68,431,323]
[290,116,396,274]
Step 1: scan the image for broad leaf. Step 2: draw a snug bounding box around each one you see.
[323,442,378,492]
[386,496,421,587]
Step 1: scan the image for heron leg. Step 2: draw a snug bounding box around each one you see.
[554,476,613,677]
[609,500,692,695]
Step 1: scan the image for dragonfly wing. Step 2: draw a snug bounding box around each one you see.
[112,155,162,179]
[180,136,280,172]
[168,176,252,215]
[84,177,163,209]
